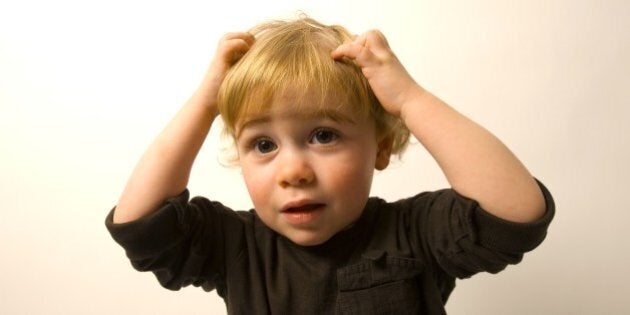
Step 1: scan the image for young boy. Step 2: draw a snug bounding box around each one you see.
[106,17,554,314]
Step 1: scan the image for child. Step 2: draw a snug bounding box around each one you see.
[106,17,554,314]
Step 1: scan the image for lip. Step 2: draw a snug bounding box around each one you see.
[281,200,325,225]
[281,199,321,212]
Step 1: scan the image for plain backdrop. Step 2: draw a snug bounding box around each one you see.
[1,0,628,314]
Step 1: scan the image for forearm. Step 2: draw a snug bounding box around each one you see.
[401,89,546,223]
[113,88,216,224]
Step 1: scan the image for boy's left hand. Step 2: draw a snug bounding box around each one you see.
[331,30,423,117]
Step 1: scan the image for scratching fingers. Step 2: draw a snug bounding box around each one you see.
[217,32,255,64]
[331,30,392,66]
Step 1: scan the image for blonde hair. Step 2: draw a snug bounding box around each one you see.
[217,17,409,156]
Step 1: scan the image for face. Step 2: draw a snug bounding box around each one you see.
[235,93,391,246]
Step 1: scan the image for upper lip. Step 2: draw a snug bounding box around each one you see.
[280,199,324,212]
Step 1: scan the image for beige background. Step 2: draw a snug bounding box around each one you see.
[1,0,628,314]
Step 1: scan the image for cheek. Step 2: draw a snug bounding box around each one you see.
[326,150,376,194]
[241,166,271,209]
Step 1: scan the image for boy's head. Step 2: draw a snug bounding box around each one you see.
[216,17,410,246]
[217,17,409,155]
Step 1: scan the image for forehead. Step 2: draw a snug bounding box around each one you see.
[235,89,363,132]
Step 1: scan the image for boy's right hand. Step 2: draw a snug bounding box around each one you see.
[198,32,255,115]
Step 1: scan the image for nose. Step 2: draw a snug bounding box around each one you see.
[276,148,315,188]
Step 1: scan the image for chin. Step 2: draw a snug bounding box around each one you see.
[286,232,333,247]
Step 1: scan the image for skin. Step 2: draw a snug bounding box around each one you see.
[114,27,545,242]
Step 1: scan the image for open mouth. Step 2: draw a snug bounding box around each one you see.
[281,203,325,224]
[283,203,324,213]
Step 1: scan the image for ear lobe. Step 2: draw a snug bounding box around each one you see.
[375,137,393,170]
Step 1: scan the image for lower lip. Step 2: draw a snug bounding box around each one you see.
[282,206,324,225]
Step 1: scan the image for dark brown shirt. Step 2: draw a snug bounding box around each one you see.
[106,182,554,314]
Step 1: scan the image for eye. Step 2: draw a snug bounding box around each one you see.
[310,128,339,145]
[253,138,277,154]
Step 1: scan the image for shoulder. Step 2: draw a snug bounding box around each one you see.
[367,189,470,218]
[186,195,257,226]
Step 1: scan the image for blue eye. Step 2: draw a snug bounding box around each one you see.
[253,139,277,154]
[310,129,338,144]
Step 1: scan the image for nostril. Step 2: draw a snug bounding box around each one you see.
[278,170,315,188]
[276,151,315,187]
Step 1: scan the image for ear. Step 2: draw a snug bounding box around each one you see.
[375,136,393,170]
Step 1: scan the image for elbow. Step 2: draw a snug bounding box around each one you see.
[511,188,546,223]
[478,178,548,224]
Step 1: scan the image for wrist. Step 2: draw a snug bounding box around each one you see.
[398,85,428,122]
[191,77,222,115]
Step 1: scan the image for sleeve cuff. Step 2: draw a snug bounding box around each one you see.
[105,190,190,259]
[472,179,555,253]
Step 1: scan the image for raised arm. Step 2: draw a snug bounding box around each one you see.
[332,30,545,223]
[113,32,254,224]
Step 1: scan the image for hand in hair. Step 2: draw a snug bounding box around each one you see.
[200,32,255,116]
[331,30,424,118]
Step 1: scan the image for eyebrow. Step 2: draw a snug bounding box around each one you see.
[235,108,358,137]
[237,115,272,133]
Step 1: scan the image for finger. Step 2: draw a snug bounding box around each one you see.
[331,33,368,60]
[331,42,379,68]
[331,43,357,60]
[355,30,397,64]
[226,40,251,63]
[216,32,255,64]
[218,32,254,54]
[365,29,390,49]
[221,32,255,45]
